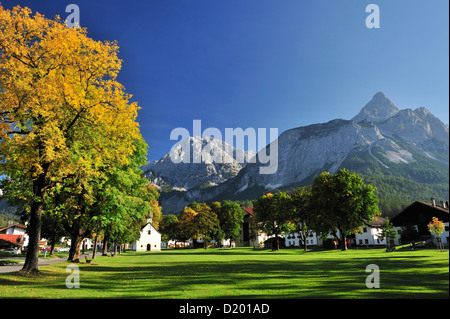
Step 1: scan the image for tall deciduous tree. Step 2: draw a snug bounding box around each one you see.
[378,217,397,252]
[310,169,380,251]
[177,206,198,246]
[253,192,292,251]
[0,5,142,273]
[193,206,219,250]
[159,214,179,247]
[186,202,218,249]
[212,200,244,248]
[290,187,314,251]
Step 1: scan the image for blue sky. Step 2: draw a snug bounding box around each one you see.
[3,0,449,161]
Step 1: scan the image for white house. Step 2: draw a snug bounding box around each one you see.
[286,230,320,247]
[132,218,161,252]
[285,217,392,248]
[0,222,29,248]
[354,216,392,246]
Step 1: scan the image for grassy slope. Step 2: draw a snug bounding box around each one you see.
[0,247,448,299]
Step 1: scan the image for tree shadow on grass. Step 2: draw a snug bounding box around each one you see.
[0,251,447,299]
[62,255,449,299]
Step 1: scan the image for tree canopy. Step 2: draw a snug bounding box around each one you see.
[0,5,149,272]
[309,169,380,250]
[253,192,292,251]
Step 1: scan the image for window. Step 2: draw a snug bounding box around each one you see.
[363,228,367,233]
[148,230,151,235]
[364,239,369,244]
[359,239,363,244]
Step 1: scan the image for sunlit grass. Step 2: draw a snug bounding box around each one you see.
[0,247,448,299]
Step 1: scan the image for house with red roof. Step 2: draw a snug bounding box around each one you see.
[0,222,28,249]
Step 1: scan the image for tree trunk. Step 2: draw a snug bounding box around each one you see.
[21,161,51,275]
[67,215,87,262]
[20,201,43,274]
[272,236,280,251]
[49,218,57,256]
[92,236,98,259]
[68,234,84,262]
[49,236,56,256]
[102,233,109,256]
[299,233,307,251]
[341,233,348,251]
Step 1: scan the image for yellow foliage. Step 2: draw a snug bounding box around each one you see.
[428,217,445,237]
[0,5,143,187]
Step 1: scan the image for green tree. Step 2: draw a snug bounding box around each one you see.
[193,207,219,250]
[310,169,380,251]
[88,140,152,259]
[183,202,219,249]
[0,6,143,273]
[40,209,67,255]
[159,214,179,247]
[377,217,397,252]
[177,206,198,247]
[290,187,314,251]
[212,200,244,248]
[253,192,292,251]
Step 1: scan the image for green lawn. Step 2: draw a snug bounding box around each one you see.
[0,247,448,299]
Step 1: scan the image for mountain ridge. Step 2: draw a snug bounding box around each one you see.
[146,92,449,216]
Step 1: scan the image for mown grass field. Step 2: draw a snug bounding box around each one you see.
[0,247,448,299]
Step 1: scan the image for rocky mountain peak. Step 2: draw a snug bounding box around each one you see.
[143,136,255,191]
[352,92,399,123]
[149,92,448,214]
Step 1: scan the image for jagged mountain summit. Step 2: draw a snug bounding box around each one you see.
[143,136,256,191]
[352,92,399,122]
[148,92,449,214]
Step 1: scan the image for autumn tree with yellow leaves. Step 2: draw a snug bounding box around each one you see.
[0,5,146,273]
[428,217,446,251]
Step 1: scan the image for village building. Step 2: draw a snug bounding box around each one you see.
[236,207,272,248]
[354,216,390,246]
[285,216,391,249]
[0,222,28,249]
[391,199,449,246]
[131,218,161,252]
[284,198,449,249]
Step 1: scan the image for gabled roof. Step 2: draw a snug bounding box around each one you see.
[391,200,449,234]
[363,216,386,228]
[0,223,27,233]
[141,221,162,235]
[241,207,254,216]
